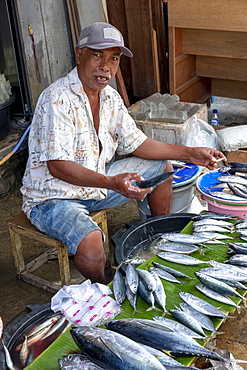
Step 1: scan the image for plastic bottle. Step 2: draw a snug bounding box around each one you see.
[210,109,220,126]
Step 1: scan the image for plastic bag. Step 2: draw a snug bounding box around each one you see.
[216,125,247,151]
[51,279,122,327]
[181,114,221,150]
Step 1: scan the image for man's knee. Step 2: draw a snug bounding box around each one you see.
[165,160,173,172]
[75,230,105,260]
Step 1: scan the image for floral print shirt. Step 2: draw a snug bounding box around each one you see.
[21,67,147,215]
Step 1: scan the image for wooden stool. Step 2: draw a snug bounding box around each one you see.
[8,210,109,293]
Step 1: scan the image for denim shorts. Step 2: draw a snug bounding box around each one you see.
[29,157,167,254]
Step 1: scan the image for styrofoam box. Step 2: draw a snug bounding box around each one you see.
[130,102,208,145]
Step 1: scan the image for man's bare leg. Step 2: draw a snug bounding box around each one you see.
[74,230,110,284]
[148,160,174,216]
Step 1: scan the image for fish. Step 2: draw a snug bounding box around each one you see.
[152,262,190,279]
[41,315,68,340]
[192,218,233,229]
[0,317,16,370]
[193,225,233,234]
[58,354,106,369]
[19,335,29,367]
[208,259,247,274]
[138,279,161,312]
[113,268,126,305]
[191,212,236,221]
[179,302,216,333]
[27,314,62,340]
[105,319,226,362]
[70,326,166,370]
[140,343,198,369]
[193,231,234,241]
[157,251,207,265]
[134,171,175,188]
[155,241,199,254]
[179,292,227,318]
[229,161,247,169]
[125,263,139,295]
[196,284,240,308]
[238,229,247,237]
[149,270,167,313]
[137,269,157,292]
[228,242,247,255]
[199,266,247,283]
[153,316,205,339]
[195,272,245,299]
[160,233,212,244]
[225,254,247,267]
[227,183,247,199]
[170,160,193,169]
[169,309,206,337]
[149,266,183,284]
[217,175,247,186]
[234,220,247,229]
[210,191,245,201]
[125,279,141,316]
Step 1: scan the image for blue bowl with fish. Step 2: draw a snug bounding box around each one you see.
[196,169,247,207]
[173,164,201,187]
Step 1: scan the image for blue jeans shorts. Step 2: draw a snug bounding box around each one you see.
[29,157,167,254]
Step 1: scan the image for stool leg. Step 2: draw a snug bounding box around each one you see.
[9,227,25,277]
[56,242,71,285]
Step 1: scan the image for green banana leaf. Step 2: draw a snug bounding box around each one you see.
[26,220,243,369]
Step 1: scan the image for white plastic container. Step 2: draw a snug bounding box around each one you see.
[137,180,197,221]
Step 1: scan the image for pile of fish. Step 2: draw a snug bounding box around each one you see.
[62,312,247,370]
[209,161,247,201]
[74,210,247,370]
[64,320,227,370]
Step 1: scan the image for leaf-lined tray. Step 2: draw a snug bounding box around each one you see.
[26,220,244,369]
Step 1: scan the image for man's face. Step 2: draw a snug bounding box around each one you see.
[75,47,121,93]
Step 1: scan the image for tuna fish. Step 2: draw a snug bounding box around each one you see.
[71,326,166,370]
[105,319,226,362]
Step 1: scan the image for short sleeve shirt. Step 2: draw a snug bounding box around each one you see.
[21,67,147,214]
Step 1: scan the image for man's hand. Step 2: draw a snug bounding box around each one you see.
[106,172,152,200]
[188,147,226,170]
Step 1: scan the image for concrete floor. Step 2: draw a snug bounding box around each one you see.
[0,96,247,366]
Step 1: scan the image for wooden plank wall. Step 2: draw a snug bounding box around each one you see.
[168,0,247,102]
[15,0,74,109]
[106,0,168,99]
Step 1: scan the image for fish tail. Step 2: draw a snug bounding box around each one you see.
[146,306,162,312]
[214,331,225,336]
[131,309,142,316]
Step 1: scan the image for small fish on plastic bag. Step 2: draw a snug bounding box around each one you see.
[51,279,122,327]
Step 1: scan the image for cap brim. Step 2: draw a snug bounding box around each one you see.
[81,42,133,58]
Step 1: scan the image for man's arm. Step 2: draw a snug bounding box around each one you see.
[47,160,151,200]
[132,138,226,170]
